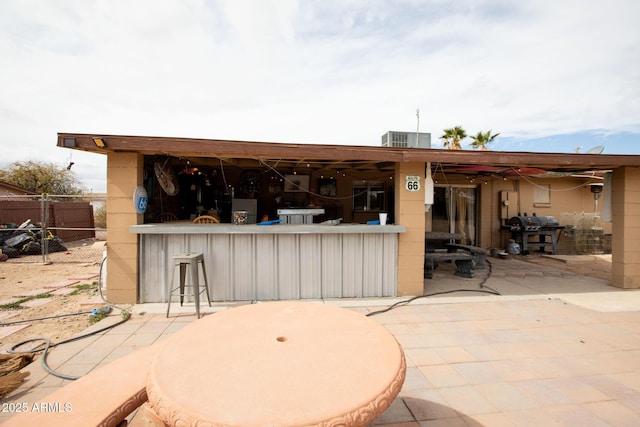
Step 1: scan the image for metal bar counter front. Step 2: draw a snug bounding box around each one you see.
[130,223,406,302]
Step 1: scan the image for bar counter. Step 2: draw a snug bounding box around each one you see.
[131,223,405,302]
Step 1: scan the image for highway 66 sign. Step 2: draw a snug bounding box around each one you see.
[405,175,421,192]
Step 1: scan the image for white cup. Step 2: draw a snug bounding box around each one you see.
[379,213,388,225]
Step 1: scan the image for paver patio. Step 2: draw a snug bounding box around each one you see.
[2,255,640,426]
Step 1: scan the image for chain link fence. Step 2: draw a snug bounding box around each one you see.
[0,194,106,264]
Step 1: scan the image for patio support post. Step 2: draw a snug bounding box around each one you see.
[105,152,144,303]
[395,162,426,296]
[611,166,640,289]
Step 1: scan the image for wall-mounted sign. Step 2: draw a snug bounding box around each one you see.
[405,175,421,192]
[133,185,148,214]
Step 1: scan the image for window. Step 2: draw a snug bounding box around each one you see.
[353,182,385,211]
[533,184,551,206]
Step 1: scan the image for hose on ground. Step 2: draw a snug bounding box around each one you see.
[7,255,130,380]
[367,258,500,317]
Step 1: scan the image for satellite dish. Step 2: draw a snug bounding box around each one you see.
[585,145,605,154]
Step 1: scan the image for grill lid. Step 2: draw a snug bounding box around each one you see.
[537,216,560,227]
[509,214,560,231]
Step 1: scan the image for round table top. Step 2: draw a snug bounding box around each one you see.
[146,301,406,427]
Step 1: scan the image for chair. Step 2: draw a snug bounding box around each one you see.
[192,214,220,224]
[156,212,178,223]
[167,253,212,319]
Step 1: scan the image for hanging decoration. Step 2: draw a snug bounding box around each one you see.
[240,170,261,194]
[154,158,179,196]
[425,162,434,212]
[133,185,148,214]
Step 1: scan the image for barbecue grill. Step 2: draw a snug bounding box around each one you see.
[503,213,564,254]
[508,214,560,231]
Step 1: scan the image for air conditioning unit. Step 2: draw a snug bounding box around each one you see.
[381,131,431,148]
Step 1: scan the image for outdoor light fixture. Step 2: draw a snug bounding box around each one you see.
[93,137,106,148]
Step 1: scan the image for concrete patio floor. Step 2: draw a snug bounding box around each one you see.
[2,255,640,426]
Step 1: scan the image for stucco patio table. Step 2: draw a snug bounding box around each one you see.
[145,301,406,427]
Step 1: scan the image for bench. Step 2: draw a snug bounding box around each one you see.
[424,252,475,279]
[446,243,488,269]
[2,342,163,427]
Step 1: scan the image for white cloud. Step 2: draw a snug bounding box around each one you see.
[1,0,639,191]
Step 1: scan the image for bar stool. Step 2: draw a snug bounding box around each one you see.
[166,252,212,318]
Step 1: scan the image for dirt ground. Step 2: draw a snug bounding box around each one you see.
[0,241,107,354]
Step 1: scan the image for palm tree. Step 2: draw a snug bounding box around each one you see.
[439,126,467,150]
[469,130,500,150]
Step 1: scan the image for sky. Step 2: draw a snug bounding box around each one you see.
[1,0,639,193]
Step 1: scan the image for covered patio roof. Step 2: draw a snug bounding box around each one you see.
[58,133,640,177]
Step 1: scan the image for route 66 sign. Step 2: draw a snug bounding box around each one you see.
[133,185,148,214]
[405,175,421,192]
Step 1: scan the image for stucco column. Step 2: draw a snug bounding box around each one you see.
[395,162,426,296]
[611,167,640,289]
[106,152,144,303]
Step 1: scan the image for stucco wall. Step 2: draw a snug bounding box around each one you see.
[430,175,612,252]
